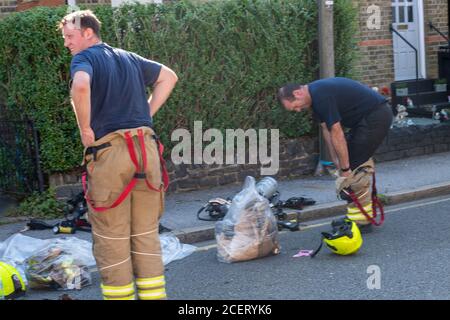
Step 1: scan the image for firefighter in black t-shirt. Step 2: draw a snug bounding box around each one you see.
[278,77,393,232]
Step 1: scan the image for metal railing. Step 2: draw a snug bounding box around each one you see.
[0,117,44,195]
[389,24,420,107]
[429,21,449,45]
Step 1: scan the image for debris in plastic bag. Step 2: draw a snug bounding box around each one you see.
[160,233,196,265]
[0,234,95,267]
[24,245,91,290]
[215,176,280,263]
[0,234,95,291]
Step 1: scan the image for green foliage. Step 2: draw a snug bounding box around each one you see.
[0,0,357,175]
[334,0,359,78]
[6,188,66,219]
[435,78,447,84]
[0,6,82,173]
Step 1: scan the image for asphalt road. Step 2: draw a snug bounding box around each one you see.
[2,195,450,301]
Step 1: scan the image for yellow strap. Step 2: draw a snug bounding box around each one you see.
[104,293,136,300]
[136,275,165,288]
[137,290,167,300]
[346,212,373,221]
[347,203,372,214]
[101,283,135,296]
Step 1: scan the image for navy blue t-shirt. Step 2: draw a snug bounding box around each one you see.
[70,43,162,139]
[308,77,387,130]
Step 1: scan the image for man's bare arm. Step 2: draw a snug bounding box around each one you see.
[320,122,340,169]
[149,65,178,117]
[71,71,94,147]
[327,122,351,176]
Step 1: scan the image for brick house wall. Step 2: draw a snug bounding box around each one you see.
[16,0,65,12]
[424,0,449,79]
[353,0,448,89]
[353,1,395,89]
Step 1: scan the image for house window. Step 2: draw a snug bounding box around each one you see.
[391,0,415,24]
[408,6,413,22]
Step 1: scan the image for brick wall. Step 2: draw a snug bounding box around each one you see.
[353,0,448,89]
[50,122,450,198]
[50,137,320,198]
[76,0,111,5]
[0,0,113,18]
[424,0,449,79]
[353,1,394,89]
[16,0,65,12]
[374,122,450,162]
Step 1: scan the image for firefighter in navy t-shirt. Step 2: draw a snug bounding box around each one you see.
[60,10,178,300]
[278,77,393,232]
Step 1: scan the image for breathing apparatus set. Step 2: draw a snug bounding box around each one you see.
[25,191,171,235]
[25,192,91,235]
[197,177,316,231]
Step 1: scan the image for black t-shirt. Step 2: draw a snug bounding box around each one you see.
[70,43,162,139]
[308,77,387,130]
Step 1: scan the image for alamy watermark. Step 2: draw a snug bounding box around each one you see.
[366,265,381,290]
[367,5,381,30]
[171,121,280,175]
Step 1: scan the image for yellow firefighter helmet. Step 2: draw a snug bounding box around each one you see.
[311,218,363,257]
[0,261,26,299]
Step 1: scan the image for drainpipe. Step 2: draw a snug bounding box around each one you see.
[315,0,336,176]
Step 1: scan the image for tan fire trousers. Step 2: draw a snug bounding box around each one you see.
[336,158,375,225]
[84,127,166,300]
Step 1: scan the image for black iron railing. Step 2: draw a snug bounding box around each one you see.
[0,117,44,195]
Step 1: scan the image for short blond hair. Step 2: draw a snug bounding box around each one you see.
[59,10,102,38]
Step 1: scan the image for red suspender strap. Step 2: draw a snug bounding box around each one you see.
[84,131,138,212]
[83,171,138,213]
[371,172,385,226]
[125,131,140,171]
[137,129,160,192]
[139,131,170,192]
[348,173,384,226]
[137,129,147,171]
[157,140,170,192]
[83,130,170,212]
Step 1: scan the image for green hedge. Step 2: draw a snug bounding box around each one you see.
[0,0,358,174]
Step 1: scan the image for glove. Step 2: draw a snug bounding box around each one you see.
[336,158,375,201]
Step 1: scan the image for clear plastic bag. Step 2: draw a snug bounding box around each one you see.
[215,176,280,263]
[0,234,50,265]
[0,234,94,290]
[0,234,95,267]
[24,245,91,290]
[160,233,196,265]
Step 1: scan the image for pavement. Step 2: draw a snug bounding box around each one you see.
[1,151,450,245]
